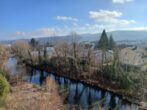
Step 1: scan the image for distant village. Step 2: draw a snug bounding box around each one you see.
[4,35,147,72]
[2,35,147,73]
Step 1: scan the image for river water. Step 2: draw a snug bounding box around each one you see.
[6,58,139,110]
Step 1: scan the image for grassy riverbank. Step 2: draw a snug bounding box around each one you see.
[0,79,66,110]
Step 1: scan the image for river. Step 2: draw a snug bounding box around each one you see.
[5,57,139,110]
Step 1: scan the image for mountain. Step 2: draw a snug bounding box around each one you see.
[1,30,147,44]
[80,30,147,42]
[107,30,147,41]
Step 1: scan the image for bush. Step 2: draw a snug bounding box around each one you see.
[0,74,9,98]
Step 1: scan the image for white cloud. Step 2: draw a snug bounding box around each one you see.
[125,27,147,31]
[112,0,133,4]
[12,25,102,39]
[7,25,147,40]
[62,23,118,34]
[15,31,26,36]
[32,28,59,36]
[11,10,136,39]
[89,10,135,25]
[55,16,78,22]
[13,28,62,39]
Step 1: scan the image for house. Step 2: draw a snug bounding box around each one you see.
[92,50,114,65]
[31,47,55,58]
[79,41,95,50]
[46,47,55,58]
[119,46,147,71]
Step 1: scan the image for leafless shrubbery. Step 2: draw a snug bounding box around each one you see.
[4,78,66,110]
[51,32,95,77]
[0,45,9,68]
[11,40,31,63]
[0,45,12,80]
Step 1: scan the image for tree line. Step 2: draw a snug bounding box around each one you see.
[11,30,147,101]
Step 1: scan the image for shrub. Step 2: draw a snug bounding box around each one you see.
[0,74,9,98]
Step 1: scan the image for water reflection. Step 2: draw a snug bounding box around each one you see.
[26,67,138,110]
[5,58,17,75]
[6,58,139,110]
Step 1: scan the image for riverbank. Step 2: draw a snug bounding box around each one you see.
[1,78,66,110]
[26,63,147,109]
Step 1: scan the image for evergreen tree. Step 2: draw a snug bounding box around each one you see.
[109,35,116,50]
[43,45,47,62]
[38,50,42,64]
[98,29,109,50]
[97,30,109,68]
[30,38,38,48]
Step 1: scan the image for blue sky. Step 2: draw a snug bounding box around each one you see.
[0,0,147,40]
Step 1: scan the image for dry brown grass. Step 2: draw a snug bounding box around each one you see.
[3,77,66,110]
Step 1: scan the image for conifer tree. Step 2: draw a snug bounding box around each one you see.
[109,35,116,50]
[30,38,38,49]
[97,29,109,68]
[98,29,109,50]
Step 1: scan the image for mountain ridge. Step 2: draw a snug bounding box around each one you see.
[1,30,147,44]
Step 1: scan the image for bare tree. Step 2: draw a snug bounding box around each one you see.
[0,45,9,68]
[86,47,93,73]
[11,40,31,62]
[54,42,69,67]
[70,32,80,72]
